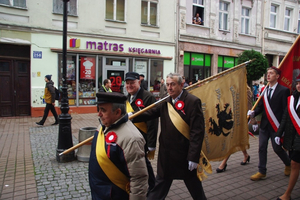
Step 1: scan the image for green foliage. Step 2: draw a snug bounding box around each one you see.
[237,49,268,85]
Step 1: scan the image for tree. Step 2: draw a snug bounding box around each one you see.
[237,49,269,86]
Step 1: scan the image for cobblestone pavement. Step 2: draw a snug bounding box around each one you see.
[0,114,300,200]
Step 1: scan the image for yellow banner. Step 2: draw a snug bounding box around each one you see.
[189,67,249,161]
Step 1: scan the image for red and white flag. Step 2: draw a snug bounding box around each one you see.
[278,35,300,92]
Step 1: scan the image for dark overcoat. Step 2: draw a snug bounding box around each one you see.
[128,88,158,148]
[133,89,204,179]
[276,91,300,151]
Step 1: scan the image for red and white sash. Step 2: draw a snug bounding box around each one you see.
[287,96,300,135]
[263,92,279,132]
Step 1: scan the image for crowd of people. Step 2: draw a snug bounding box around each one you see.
[39,67,299,200]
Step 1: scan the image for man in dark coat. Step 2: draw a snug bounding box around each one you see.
[248,66,291,181]
[125,72,158,192]
[275,77,300,200]
[133,73,206,200]
[139,74,148,90]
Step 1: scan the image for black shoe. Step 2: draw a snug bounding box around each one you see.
[216,164,227,173]
[36,122,43,126]
[51,122,59,125]
[241,155,250,165]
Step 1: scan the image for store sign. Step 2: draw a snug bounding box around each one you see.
[33,51,42,59]
[80,57,95,79]
[224,57,234,68]
[191,53,204,66]
[85,41,161,55]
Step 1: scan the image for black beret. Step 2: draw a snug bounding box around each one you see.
[125,72,140,81]
[96,92,127,104]
[139,74,145,77]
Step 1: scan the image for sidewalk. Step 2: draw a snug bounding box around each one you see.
[0,114,299,200]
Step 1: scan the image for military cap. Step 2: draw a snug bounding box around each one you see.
[96,92,127,104]
[125,72,140,80]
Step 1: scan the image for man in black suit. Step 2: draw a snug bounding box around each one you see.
[248,66,291,181]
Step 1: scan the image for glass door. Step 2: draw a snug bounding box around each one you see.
[103,56,128,94]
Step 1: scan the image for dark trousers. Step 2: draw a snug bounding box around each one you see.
[146,157,155,192]
[40,103,58,124]
[147,174,206,200]
[258,128,291,174]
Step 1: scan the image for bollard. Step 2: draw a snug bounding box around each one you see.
[77,127,97,162]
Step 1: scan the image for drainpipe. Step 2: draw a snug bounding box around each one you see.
[261,0,265,55]
[175,0,180,73]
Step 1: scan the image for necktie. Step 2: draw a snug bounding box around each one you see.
[130,95,134,103]
[268,88,273,100]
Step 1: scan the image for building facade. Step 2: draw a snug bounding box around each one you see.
[177,0,300,84]
[0,0,176,117]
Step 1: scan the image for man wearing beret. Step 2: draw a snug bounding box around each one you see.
[248,66,291,181]
[89,92,148,200]
[36,75,58,126]
[125,72,158,192]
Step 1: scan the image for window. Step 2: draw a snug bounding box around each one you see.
[106,0,125,21]
[219,1,229,30]
[53,0,77,16]
[298,11,300,33]
[192,0,204,25]
[0,0,26,8]
[284,8,292,31]
[241,7,250,34]
[270,4,278,28]
[141,0,158,26]
[218,56,238,72]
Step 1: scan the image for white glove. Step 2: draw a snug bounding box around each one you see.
[127,112,133,117]
[148,147,156,151]
[188,161,198,171]
[247,110,255,118]
[275,136,281,145]
[252,124,258,132]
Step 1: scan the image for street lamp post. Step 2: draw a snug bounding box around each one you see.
[56,0,76,162]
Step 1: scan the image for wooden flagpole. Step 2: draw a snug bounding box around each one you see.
[59,59,255,156]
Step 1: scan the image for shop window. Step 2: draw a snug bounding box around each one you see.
[284,8,292,31]
[192,0,204,25]
[0,0,26,8]
[141,0,158,26]
[58,54,76,105]
[270,4,278,28]
[150,60,163,99]
[218,55,237,72]
[53,0,77,16]
[78,56,96,105]
[241,7,250,34]
[219,1,229,31]
[106,0,125,21]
